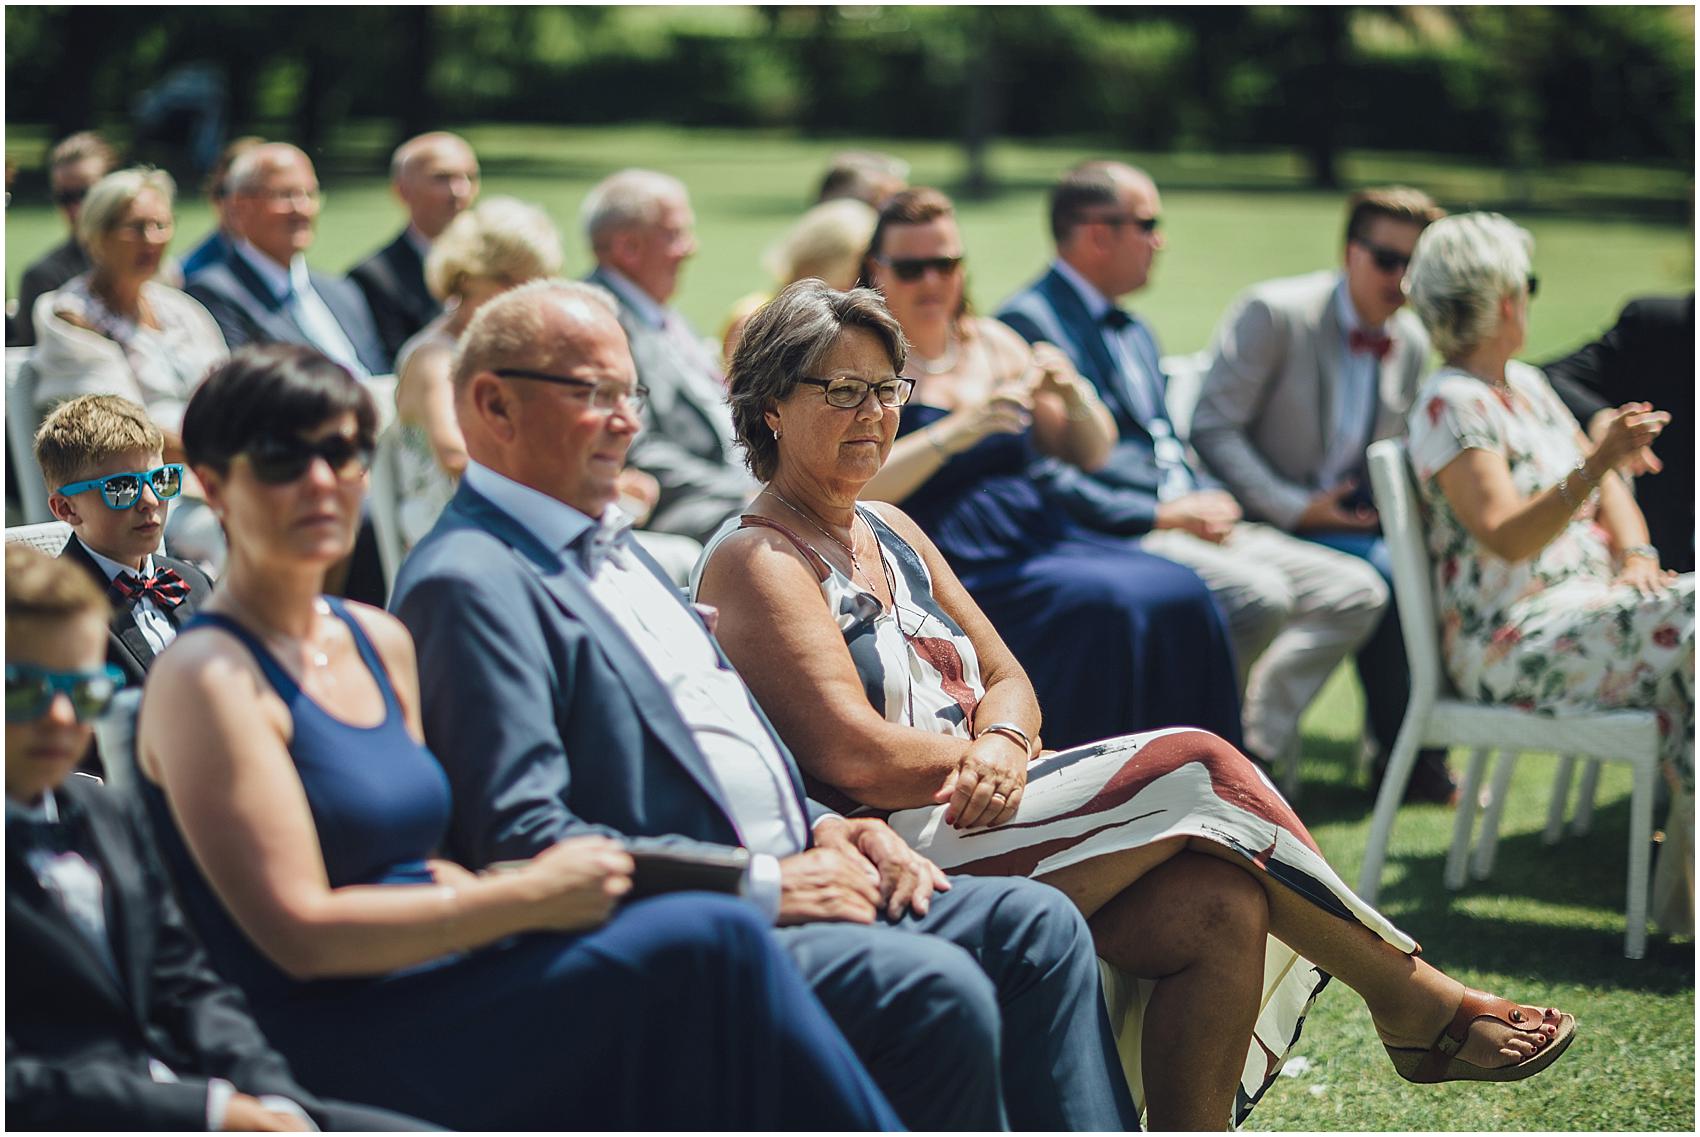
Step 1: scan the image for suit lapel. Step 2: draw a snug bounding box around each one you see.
[1315,288,1346,447]
[7,817,132,1009]
[223,255,314,345]
[74,787,152,1018]
[1039,270,1151,438]
[58,541,152,681]
[390,237,434,317]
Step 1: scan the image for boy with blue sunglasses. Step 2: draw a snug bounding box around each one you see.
[36,395,213,698]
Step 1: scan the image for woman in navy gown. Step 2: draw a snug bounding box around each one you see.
[135,344,898,1132]
[854,187,1241,749]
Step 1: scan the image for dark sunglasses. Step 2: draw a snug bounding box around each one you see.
[57,464,184,511]
[1353,237,1411,275]
[1525,274,1540,299]
[242,433,373,485]
[51,187,89,207]
[5,663,125,724]
[1084,213,1160,234]
[797,376,915,409]
[877,256,964,282]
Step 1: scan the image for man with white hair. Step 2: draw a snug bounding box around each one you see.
[349,131,481,361]
[184,143,387,376]
[583,169,758,543]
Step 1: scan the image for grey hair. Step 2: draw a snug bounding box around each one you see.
[727,279,908,482]
[225,142,312,196]
[76,166,176,255]
[580,168,687,253]
[424,196,563,302]
[390,130,474,184]
[451,278,618,394]
[1405,212,1534,360]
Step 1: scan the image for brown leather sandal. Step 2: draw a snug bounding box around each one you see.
[1384,988,1577,1084]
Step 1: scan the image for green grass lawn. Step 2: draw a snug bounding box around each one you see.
[6,122,1693,1129]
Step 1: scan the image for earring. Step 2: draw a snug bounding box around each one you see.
[772,427,782,440]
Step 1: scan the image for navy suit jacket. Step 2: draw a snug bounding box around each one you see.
[999,266,1206,536]
[6,777,326,1130]
[391,482,826,871]
[184,249,390,375]
[348,230,439,365]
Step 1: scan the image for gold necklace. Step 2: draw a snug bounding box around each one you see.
[765,487,864,579]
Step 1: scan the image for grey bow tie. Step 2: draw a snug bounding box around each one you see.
[575,508,637,576]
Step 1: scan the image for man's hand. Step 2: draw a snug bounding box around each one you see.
[1296,481,1378,533]
[1154,489,1241,544]
[776,846,880,926]
[815,817,951,920]
[222,1094,311,1132]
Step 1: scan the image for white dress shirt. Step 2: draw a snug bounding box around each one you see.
[233,241,368,378]
[80,539,175,655]
[463,461,811,919]
[1319,279,1383,491]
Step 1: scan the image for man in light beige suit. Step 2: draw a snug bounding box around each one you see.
[1191,186,1456,803]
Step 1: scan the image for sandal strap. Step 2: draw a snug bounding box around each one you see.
[1414,988,1539,1081]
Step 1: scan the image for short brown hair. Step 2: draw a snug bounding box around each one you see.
[727,279,907,482]
[49,131,119,176]
[1343,186,1444,246]
[34,395,163,491]
[6,542,109,626]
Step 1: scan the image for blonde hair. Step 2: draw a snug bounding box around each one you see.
[763,198,878,290]
[76,166,176,255]
[6,543,109,625]
[1405,212,1534,359]
[34,394,164,491]
[424,196,563,302]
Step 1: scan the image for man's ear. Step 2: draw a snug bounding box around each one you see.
[468,372,520,444]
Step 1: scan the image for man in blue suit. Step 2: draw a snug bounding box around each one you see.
[392,279,1139,1133]
[184,143,389,376]
[997,161,1396,793]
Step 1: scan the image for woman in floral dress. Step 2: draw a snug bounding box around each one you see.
[1405,212,1694,934]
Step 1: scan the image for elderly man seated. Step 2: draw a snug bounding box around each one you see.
[390,278,1140,1133]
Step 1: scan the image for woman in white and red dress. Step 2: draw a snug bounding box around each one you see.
[693,279,1578,1131]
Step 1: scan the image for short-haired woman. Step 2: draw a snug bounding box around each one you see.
[1405,211,1694,934]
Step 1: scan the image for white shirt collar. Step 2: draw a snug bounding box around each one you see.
[10,787,60,823]
[234,239,310,302]
[595,265,669,330]
[462,460,599,556]
[1051,257,1115,322]
[78,537,155,583]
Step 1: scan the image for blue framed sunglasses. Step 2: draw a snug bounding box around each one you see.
[57,464,185,510]
[5,663,126,724]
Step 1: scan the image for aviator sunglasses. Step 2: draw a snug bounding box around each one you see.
[1353,237,1411,275]
[877,255,964,282]
[5,663,126,724]
[57,464,185,511]
[242,433,373,484]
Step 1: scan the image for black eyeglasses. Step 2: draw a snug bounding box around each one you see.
[493,369,649,416]
[57,464,185,511]
[1353,237,1411,275]
[1082,213,1160,234]
[797,376,914,409]
[51,187,89,208]
[1525,274,1540,299]
[242,433,373,485]
[6,663,125,724]
[876,256,964,282]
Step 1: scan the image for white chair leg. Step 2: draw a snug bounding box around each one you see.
[1472,750,1520,880]
[1573,759,1602,836]
[1279,744,1301,802]
[1624,759,1655,959]
[1357,710,1429,903]
[1544,754,1577,845]
[1445,747,1492,889]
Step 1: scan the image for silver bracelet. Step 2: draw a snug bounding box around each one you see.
[974,720,1033,756]
[1555,460,1596,511]
[1621,544,1659,562]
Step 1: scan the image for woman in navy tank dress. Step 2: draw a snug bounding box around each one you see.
[855,190,1242,750]
[135,345,898,1132]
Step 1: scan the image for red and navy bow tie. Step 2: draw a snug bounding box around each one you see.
[110,568,190,609]
[1348,328,1394,360]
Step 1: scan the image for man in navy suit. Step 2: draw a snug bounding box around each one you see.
[349,132,480,362]
[998,161,1397,794]
[392,279,1139,1133]
[184,143,388,376]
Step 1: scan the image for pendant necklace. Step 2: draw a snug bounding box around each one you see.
[908,328,960,376]
[766,487,864,580]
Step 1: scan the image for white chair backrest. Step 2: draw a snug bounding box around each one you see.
[367,422,407,600]
[4,519,72,557]
[1366,439,1446,701]
[1161,351,1209,441]
[5,350,53,524]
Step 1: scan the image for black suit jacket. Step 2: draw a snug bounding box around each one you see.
[348,230,439,364]
[58,539,213,688]
[6,777,324,1129]
[9,237,90,348]
[184,249,391,375]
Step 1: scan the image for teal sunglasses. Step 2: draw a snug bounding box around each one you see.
[57,464,185,511]
[5,663,126,724]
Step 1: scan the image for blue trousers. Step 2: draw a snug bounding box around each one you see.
[778,874,1140,1132]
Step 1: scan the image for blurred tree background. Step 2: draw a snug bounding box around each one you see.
[6,5,1692,196]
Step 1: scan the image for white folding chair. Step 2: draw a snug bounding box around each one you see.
[367,422,408,602]
[1357,439,1661,959]
[1159,351,1210,441]
[5,519,72,556]
[6,349,53,524]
